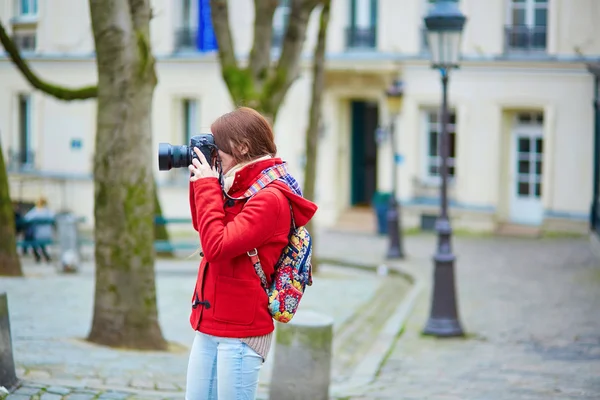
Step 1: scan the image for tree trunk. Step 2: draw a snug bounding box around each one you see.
[1,17,173,269]
[86,0,167,350]
[0,142,22,277]
[303,1,331,274]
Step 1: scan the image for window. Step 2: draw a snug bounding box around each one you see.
[346,0,377,49]
[170,98,198,181]
[17,0,37,16]
[13,30,36,51]
[175,0,198,50]
[514,112,544,199]
[183,99,198,145]
[272,0,291,49]
[424,110,456,180]
[506,0,547,52]
[10,94,34,170]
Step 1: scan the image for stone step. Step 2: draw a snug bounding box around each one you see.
[495,223,541,238]
[332,207,378,234]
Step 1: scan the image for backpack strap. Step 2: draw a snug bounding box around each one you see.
[247,193,294,291]
[248,248,269,292]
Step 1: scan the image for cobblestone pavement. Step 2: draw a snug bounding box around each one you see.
[336,234,600,400]
[1,381,167,400]
[1,244,401,399]
[4,231,600,399]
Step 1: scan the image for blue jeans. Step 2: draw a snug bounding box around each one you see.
[185,331,263,400]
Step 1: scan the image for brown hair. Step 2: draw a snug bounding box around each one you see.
[36,197,48,208]
[211,107,277,163]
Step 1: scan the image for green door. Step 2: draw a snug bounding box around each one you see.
[350,100,379,206]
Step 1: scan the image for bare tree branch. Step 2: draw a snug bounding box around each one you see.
[210,0,239,79]
[0,20,97,100]
[265,0,321,113]
[248,0,278,84]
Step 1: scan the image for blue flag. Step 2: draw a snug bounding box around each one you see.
[197,0,218,52]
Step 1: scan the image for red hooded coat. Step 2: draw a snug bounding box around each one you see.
[188,158,318,337]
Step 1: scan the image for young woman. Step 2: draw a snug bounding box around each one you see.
[185,107,318,400]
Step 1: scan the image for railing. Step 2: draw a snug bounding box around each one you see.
[12,32,36,51]
[7,149,35,172]
[504,25,547,53]
[345,26,377,49]
[174,27,197,51]
[14,216,196,252]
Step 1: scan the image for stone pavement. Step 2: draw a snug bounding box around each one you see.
[0,234,410,400]
[2,382,151,400]
[328,233,600,400]
[3,230,600,399]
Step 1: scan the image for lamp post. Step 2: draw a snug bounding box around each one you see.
[422,0,466,337]
[385,80,405,259]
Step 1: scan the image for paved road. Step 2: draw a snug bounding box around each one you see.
[1,252,395,399]
[3,231,600,399]
[346,234,600,400]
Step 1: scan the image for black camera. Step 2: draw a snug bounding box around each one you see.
[158,134,217,171]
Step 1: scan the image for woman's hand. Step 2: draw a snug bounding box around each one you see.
[189,147,219,182]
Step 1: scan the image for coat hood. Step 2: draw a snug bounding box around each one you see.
[227,158,318,228]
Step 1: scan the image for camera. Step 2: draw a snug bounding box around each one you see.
[158,134,217,171]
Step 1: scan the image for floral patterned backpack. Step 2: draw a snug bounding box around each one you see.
[247,203,313,324]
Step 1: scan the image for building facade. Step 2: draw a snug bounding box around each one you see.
[1,0,599,234]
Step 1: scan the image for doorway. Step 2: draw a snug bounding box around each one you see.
[350,100,379,206]
[509,112,544,225]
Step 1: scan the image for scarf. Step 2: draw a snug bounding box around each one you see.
[223,155,273,194]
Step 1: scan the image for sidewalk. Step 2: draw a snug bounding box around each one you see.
[342,233,600,399]
[3,231,600,399]
[0,231,412,400]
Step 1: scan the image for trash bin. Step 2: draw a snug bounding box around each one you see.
[371,192,391,235]
[55,213,81,273]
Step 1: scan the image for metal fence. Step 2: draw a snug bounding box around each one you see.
[504,25,547,54]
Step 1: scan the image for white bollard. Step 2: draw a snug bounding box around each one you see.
[269,310,334,400]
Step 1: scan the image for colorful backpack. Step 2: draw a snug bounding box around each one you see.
[246,200,313,324]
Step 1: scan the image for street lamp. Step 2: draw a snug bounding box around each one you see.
[422,0,466,337]
[385,80,405,259]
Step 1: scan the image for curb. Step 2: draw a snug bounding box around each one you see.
[319,258,425,398]
[331,280,424,398]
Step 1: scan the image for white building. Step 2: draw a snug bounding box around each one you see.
[1,0,599,235]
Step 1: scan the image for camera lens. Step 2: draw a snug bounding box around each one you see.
[158,144,191,170]
[158,143,173,171]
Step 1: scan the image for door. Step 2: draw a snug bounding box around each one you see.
[510,125,543,225]
[350,100,378,206]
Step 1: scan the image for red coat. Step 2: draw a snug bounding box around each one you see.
[188,158,318,337]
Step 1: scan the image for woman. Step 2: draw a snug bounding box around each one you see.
[185,107,318,400]
[23,197,55,263]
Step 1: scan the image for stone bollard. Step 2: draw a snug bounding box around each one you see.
[55,213,81,273]
[0,293,18,390]
[269,310,334,400]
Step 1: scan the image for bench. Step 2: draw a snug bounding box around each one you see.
[154,217,197,253]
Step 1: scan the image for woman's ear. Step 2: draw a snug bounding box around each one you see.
[239,143,249,157]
